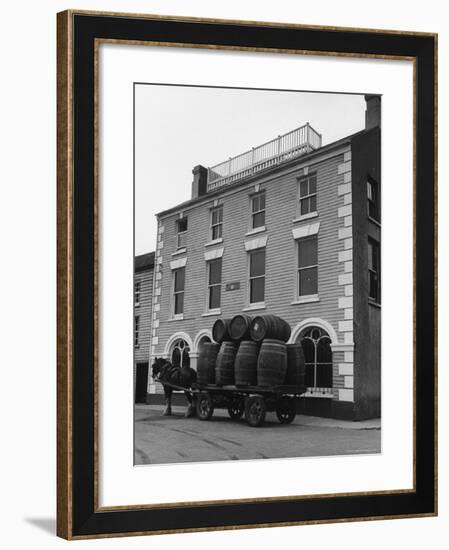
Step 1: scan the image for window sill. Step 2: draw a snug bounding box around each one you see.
[293,212,318,224]
[169,315,184,321]
[202,309,222,317]
[368,299,381,309]
[243,302,266,312]
[245,226,266,237]
[368,216,382,228]
[172,248,186,256]
[204,238,223,247]
[291,294,319,305]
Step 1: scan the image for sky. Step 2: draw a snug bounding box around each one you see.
[134,85,366,255]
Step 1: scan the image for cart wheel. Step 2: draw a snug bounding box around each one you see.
[228,399,244,420]
[245,396,266,427]
[196,392,214,420]
[276,396,296,424]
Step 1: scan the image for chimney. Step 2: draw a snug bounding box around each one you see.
[364,95,381,130]
[191,165,208,199]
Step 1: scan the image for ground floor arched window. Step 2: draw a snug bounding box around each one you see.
[299,326,333,395]
[197,335,211,355]
[171,338,190,368]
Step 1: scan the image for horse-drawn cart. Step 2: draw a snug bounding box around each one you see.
[194,383,305,427]
[153,377,305,427]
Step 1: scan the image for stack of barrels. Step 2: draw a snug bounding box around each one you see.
[197,314,305,388]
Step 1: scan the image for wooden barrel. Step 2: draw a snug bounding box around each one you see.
[257,339,287,387]
[234,341,259,386]
[197,342,220,385]
[215,341,238,385]
[285,343,306,386]
[229,314,252,341]
[212,318,232,344]
[250,315,291,343]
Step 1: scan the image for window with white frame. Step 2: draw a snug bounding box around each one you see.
[368,238,380,303]
[207,258,222,310]
[171,339,190,368]
[297,235,318,296]
[134,315,140,347]
[210,206,223,240]
[173,267,185,316]
[250,191,266,229]
[298,174,317,216]
[300,327,333,394]
[248,248,265,304]
[175,217,187,249]
[134,280,141,306]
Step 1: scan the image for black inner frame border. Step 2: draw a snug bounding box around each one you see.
[72,13,436,537]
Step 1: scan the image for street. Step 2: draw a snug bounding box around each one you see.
[134,404,381,465]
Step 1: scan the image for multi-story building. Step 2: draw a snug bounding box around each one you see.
[149,96,381,420]
[134,251,155,403]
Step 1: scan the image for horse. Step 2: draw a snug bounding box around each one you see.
[151,357,197,417]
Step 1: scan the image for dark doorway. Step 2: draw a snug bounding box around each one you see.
[135,362,149,403]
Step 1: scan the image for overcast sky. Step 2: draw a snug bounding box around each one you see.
[134,85,366,255]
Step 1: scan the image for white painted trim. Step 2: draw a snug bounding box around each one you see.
[337,161,351,175]
[201,309,221,317]
[291,221,320,240]
[242,303,266,312]
[169,257,187,270]
[291,294,320,305]
[338,389,354,402]
[204,247,224,261]
[332,343,355,352]
[289,317,339,345]
[244,235,268,251]
[163,331,194,357]
[204,238,223,247]
[245,225,266,237]
[338,363,354,376]
[192,329,213,354]
[292,211,318,224]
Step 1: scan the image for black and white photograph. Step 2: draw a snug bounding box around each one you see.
[133,85,381,466]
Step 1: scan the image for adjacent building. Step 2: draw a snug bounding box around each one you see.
[149,96,381,420]
[134,251,155,403]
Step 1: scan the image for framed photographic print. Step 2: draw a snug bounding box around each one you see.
[57,10,437,539]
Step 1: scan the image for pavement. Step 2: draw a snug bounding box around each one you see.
[134,404,381,465]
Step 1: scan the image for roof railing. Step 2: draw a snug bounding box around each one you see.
[207,122,322,190]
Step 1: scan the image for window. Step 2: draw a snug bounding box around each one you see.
[134,315,140,347]
[173,267,185,315]
[368,238,380,303]
[298,174,317,216]
[251,191,266,229]
[300,327,333,394]
[134,281,141,306]
[207,258,222,310]
[176,217,187,249]
[211,206,223,240]
[171,339,190,368]
[249,248,265,304]
[297,236,318,296]
[367,176,379,221]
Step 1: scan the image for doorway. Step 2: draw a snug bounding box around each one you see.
[135,362,149,403]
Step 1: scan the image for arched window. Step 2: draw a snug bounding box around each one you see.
[299,326,333,395]
[197,335,211,355]
[171,339,190,368]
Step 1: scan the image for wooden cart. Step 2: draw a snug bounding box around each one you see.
[193,383,305,427]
